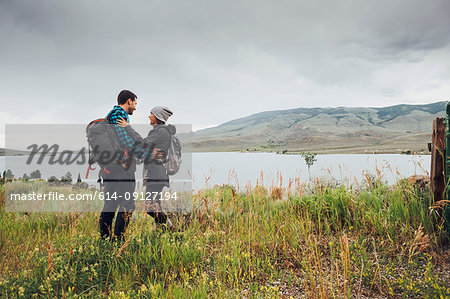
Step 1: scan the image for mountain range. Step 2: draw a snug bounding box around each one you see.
[189,101,448,153]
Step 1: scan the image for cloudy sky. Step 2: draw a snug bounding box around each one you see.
[1,0,450,146]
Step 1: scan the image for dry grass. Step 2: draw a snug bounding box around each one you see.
[0,173,449,297]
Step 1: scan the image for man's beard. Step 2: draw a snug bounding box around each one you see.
[127,108,134,115]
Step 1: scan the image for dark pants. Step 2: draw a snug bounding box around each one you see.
[146,183,168,224]
[99,171,136,240]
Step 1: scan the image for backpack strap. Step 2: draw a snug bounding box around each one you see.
[88,118,105,125]
[86,118,105,134]
[85,164,96,179]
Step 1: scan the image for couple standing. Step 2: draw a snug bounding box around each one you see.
[99,89,174,240]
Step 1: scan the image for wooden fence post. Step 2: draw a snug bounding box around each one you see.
[430,117,445,201]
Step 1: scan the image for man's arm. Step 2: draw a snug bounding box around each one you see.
[107,109,150,159]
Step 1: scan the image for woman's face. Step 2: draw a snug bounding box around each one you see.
[149,113,158,125]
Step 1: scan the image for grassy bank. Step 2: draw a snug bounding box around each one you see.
[0,176,449,298]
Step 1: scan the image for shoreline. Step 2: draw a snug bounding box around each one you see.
[0,150,431,156]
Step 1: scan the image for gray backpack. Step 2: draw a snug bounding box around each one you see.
[162,127,182,175]
[86,118,129,169]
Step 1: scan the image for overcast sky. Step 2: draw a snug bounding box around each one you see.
[1,0,450,147]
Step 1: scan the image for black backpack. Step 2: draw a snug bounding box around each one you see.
[86,119,131,170]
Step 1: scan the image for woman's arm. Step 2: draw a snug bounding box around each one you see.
[117,117,160,160]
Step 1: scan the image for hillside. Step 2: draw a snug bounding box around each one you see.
[191,101,447,153]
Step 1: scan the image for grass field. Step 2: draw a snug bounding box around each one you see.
[0,174,449,298]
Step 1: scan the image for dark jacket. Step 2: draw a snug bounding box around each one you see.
[125,124,176,187]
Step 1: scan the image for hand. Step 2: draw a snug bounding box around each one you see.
[117,117,129,127]
[153,148,165,162]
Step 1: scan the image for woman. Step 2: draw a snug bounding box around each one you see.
[117,106,175,229]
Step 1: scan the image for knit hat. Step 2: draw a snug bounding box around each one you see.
[151,106,173,123]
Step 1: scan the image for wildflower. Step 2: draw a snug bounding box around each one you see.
[18,287,25,296]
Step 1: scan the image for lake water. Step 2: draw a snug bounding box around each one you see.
[0,153,430,190]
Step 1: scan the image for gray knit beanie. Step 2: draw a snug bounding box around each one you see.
[151,106,173,123]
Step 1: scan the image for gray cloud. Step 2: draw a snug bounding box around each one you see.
[1,0,450,146]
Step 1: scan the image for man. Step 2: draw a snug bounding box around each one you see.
[99,89,157,240]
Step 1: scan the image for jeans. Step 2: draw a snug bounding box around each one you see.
[99,171,136,240]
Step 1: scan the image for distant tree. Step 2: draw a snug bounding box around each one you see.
[66,172,72,182]
[60,172,72,183]
[30,170,42,179]
[300,152,317,179]
[48,176,59,183]
[22,173,30,181]
[77,173,82,183]
[4,169,14,179]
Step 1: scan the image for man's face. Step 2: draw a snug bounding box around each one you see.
[127,98,137,115]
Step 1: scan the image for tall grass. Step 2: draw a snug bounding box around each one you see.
[0,174,449,297]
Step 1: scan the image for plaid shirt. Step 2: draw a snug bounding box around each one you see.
[106,105,150,159]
